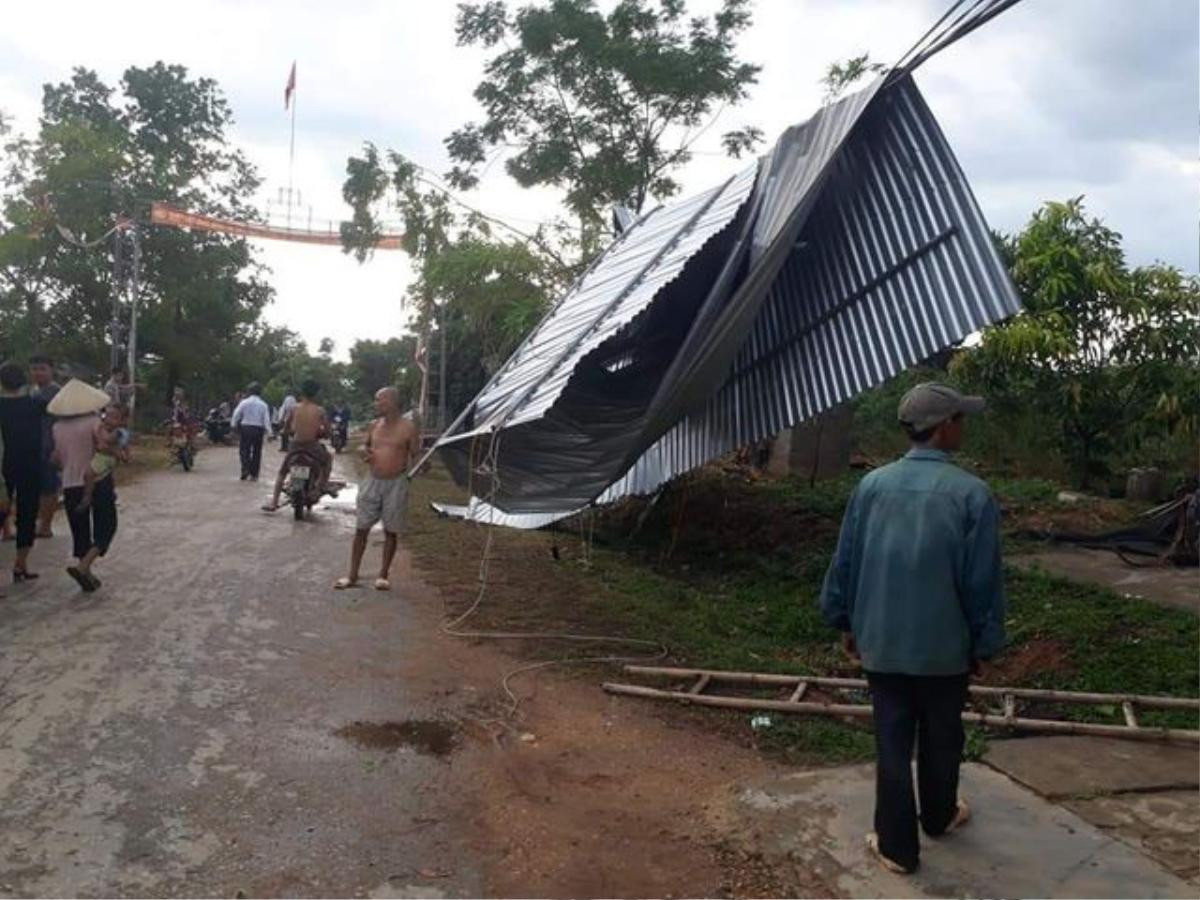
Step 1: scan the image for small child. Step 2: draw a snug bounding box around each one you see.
[81,403,130,509]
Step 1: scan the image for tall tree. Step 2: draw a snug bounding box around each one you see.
[342,148,558,420]
[953,198,1200,486]
[0,64,271,410]
[446,0,762,229]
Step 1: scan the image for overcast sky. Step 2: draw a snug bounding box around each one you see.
[2,0,1196,359]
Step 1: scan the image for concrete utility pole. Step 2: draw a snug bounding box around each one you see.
[110,225,123,372]
[437,304,448,434]
[126,224,141,422]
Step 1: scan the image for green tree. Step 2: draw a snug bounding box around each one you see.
[0,64,271,412]
[952,198,1200,487]
[447,0,763,228]
[348,336,417,404]
[820,52,885,104]
[342,149,558,422]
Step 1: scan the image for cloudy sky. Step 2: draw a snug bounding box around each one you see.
[1,0,1195,358]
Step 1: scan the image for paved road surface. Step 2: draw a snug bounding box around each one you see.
[0,446,482,897]
[2,445,1194,898]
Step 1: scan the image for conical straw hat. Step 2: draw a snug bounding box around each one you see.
[47,379,111,417]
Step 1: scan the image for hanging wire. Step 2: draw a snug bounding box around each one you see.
[888,0,1026,82]
[438,427,666,718]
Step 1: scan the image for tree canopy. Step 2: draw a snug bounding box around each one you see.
[952,198,1200,485]
[0,64,270,404]
[446,0,763,226]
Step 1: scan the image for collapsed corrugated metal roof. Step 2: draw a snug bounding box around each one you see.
[430,2,1026,527]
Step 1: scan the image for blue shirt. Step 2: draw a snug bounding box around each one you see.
[819,448,1006,675]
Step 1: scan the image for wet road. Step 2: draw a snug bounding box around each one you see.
[0,446,483,897]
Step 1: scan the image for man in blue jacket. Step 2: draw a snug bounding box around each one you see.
[820,382,1006,875]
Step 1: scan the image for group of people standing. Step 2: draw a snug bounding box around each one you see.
[0,355,129,596]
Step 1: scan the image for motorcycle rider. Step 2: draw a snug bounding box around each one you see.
[262,379,332,513]
[331,401,351,451]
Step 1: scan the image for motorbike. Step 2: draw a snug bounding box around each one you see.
[163,419,198,471]
[204,408,232,445]
[330,414,348,453]
[285,443,344,520]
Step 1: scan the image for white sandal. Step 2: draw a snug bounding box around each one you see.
[373,577,391,591]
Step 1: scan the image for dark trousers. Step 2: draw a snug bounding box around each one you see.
[64,477,118,559]
[867,671,969,871]
[239,425,265,478]
[4,470,41,550]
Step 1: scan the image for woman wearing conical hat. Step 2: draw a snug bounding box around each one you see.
[49,379,116,592]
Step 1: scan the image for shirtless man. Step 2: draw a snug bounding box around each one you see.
[262,379,333,512]
[335,387,420,591]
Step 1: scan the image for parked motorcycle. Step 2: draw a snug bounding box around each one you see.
[285,444,344,520]
[204,408,232,445]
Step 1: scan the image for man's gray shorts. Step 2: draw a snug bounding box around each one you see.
[356,474,409,533]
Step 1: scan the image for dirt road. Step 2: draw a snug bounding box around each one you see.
[0,446,796,898]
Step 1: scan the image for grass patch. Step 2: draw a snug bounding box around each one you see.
[403,462,1198,764]
[755,717,875,766]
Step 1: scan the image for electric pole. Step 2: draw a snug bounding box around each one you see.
[126,224,141,422]
[110,224,123,372]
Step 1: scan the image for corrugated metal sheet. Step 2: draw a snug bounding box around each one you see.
[432,70,1022,527]
[464,163,758,434]
[598,79,1020,505]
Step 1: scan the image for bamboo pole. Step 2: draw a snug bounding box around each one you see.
[602,682,1200,743]
[621,665,1200,710]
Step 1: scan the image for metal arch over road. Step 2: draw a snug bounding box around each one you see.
[148,201,405,249]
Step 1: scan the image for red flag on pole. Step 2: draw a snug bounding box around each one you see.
[284,62,297,110]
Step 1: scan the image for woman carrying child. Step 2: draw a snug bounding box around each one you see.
[49,380,124,592]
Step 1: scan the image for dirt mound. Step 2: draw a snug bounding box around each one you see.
[988,638,1072,685]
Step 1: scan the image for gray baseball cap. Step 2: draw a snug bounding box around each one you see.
[897,382,986,432]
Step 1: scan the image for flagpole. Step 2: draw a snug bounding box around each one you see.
[287,73,296,228]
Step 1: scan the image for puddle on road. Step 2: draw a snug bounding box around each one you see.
[319,482,359,513]
[334,719,459,757]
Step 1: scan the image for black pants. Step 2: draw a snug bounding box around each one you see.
[239,425,265,478]
[64,477,118,560]
[867,671,969,872]
[4,470,40,550]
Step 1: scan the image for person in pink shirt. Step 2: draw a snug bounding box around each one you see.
[49,380,114,592]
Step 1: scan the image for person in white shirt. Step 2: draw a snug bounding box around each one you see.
[277,392,298,452]
[231,383,272,481]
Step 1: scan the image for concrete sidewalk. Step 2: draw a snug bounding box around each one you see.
[724,762,1195,898]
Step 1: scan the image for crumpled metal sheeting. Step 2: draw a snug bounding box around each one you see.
[430,496,577,531]
[599,78,1020,506]
[464,164,758,434]
[435,75,1022,526]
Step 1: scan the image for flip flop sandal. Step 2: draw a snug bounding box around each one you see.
[13,570,39,583]
[373,578,391,591]
[333,577,361,590]
[261,503,279,513]
[866,833,914,875]
[66,567,95,593]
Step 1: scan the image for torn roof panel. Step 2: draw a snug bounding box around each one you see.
[432,71,1021,525]
[460,163,759,434]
